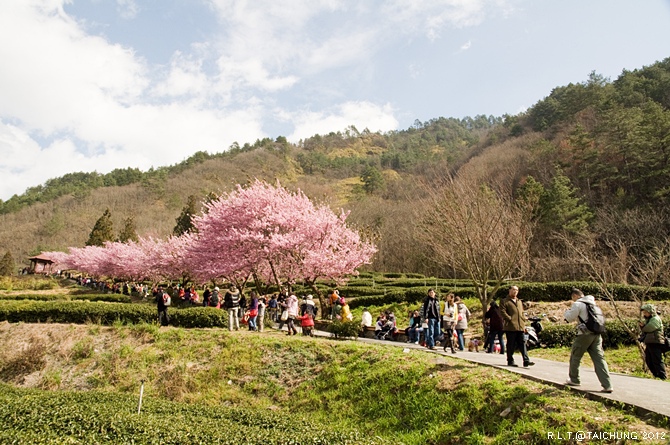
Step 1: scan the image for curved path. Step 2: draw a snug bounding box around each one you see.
[310,328,670,420]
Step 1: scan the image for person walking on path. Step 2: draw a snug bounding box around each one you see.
[563,288,613,392]
[442,293,456,353]
[454,296,470,351]
[485,300,505,354]
[639,303,667,380]
[422,289,441,350]
[500,285,534,368]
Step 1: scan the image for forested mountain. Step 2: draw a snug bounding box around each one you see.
[1,57,669,281]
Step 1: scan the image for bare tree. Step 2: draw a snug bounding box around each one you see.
[418,175,535,313]
[562,209,670,374]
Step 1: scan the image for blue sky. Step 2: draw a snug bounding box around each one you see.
[1,0,669,200]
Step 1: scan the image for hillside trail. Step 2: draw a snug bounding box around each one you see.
[307,327,670,420]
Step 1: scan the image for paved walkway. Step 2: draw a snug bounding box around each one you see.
[308,328,670,419]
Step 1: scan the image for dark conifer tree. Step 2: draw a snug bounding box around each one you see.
[86,209,114,246]
[0,251,15,276]
[118,216,140,243]
[173,195,198,236]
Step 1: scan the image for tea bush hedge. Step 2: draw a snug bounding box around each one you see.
[327,319,361,339]
[0,293,131,303]
[348,287,481,309]
[0,301,231,328]
[0,384,377,445]
[539,317,670,348]
[493,282,670,302]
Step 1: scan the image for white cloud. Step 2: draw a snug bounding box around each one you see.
[116,0,140,20]
[0,1,266,199]
[152,50,211,99]
[0,0,513,199]
[460,40,472,51]
[0,1,147,133]
[288,101,398,142]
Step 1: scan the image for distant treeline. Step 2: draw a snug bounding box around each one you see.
[0,115,500,215]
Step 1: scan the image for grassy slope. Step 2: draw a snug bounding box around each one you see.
[0,322,667,444]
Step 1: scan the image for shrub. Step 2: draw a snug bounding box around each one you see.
[349,292,403,309]
[338,286,385,298]
[539,317,670,348]
[0,293,131,303]
[0,301,228,328]
[382,272,404,279]
[404,273,425,278]
[327,320,361,339]
[404,287,432,304]
[492,282,670,302]
[0,276,61,291]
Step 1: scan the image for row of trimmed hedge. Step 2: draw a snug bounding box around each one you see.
[0,293,131,303]
[348,287,487,309]
[356,272,425,279]
[539,317,670,348]
[0,301,232,328]
[492,282,670,302]
[0,384,377,445]
[346,281,670,308]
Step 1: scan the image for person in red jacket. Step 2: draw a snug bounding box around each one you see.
[297,311,315,336]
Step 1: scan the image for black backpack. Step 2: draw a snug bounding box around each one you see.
[580,302,606,334]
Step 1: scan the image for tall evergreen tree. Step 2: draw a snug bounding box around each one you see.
[173,195,198,236]
[540,171,593,234]
[0,251,15,276]
[118,216,140,243]
[361,166,385,194]
[86,209,114,246]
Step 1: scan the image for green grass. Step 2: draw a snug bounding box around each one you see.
[0,324,667,444]
[530,345,652,378]
[0,275,64,291]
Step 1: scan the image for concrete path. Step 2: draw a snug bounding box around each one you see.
[308,328,670,420]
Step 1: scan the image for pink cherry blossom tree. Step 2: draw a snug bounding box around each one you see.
[39,251,73,271]
[186,180,376,310]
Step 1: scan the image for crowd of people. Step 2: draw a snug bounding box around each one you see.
[154,285,325,336]
[378,286,667,387]
[151,280,668,384]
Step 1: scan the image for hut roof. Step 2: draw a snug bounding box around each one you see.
[28,254,55,264]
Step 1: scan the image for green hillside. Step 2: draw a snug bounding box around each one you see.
[1,57,669,282]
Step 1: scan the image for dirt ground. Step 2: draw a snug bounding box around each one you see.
[523,299,670,324]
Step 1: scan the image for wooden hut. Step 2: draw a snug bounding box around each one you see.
[28,254,55,274]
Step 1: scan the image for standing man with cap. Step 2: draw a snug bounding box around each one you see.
[564,288,613,392]
[500,285,534,367]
